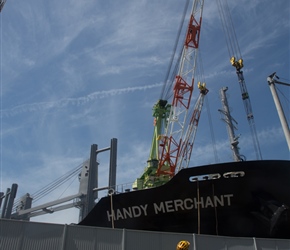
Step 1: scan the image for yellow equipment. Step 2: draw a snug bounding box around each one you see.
[176,240,190,250]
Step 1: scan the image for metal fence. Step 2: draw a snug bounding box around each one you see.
[1,219,290,250]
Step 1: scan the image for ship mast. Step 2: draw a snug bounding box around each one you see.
[219,87,244,162]
[267,72,290,150]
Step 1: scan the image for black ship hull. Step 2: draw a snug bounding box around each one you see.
[79,160,290,239]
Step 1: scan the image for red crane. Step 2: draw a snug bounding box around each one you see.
[134,0,207,190]
[157,0,206,177]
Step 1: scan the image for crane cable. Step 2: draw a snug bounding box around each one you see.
[189,52,219,165]
[274,75,290,118]
[160,0,190,101]
[30,163,82,202]
[12,162,83,212]
[216,0,263,160]
[276,84,290,121]
[206,97,219,163]
[216,0,242,60]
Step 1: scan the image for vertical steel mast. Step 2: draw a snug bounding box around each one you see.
[219,87,243,162]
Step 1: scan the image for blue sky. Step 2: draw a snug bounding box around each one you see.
[1,0,289,224]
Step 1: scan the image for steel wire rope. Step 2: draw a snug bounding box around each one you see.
[184,52,204,129]
[274,75,290,115]
[205,97,219,163]
[31,171,76,202]
[216,0,242,59]
[164,46,184,101]
[211,182,219,235]
[12,162,84,210]
[216,0,262,160]
[160,0,190,101]
[196,180,200,234]
[276,85,290,122]
[278,76,290,83]
[228,2,241,57]
[32,164,83,202]
[216,0,233,58]
[203,74,219,164]
[276,84,290,105]
[185,48,205,125]
[57,174,79,200]
[180,52,214,169]
[109,191,114,228]
[181,52,202,144]
[34,166,80,201]
[39,173,81,212]
[196,49,205,86]
[248,119,261,159]
[223,0,242,59]
[197,49,219,163]
[12,164,82,211]
[12,166,82,211]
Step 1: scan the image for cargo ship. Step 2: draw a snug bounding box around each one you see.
[2,0,289,242]
[79,0,290,239]
[79,160,290,239]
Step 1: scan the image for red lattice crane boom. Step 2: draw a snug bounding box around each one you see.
[133,0,207,190]
[157,0,205,177]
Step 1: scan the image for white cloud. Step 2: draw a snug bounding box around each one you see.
[1,83,162,117]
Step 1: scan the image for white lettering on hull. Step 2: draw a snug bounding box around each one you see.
[107,204,148,221]
[106,194,233,222]
[153,194,233,214]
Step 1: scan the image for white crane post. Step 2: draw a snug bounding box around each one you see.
[267,73,290,150]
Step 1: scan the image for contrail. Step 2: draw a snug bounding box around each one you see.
[1,83,163,117]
